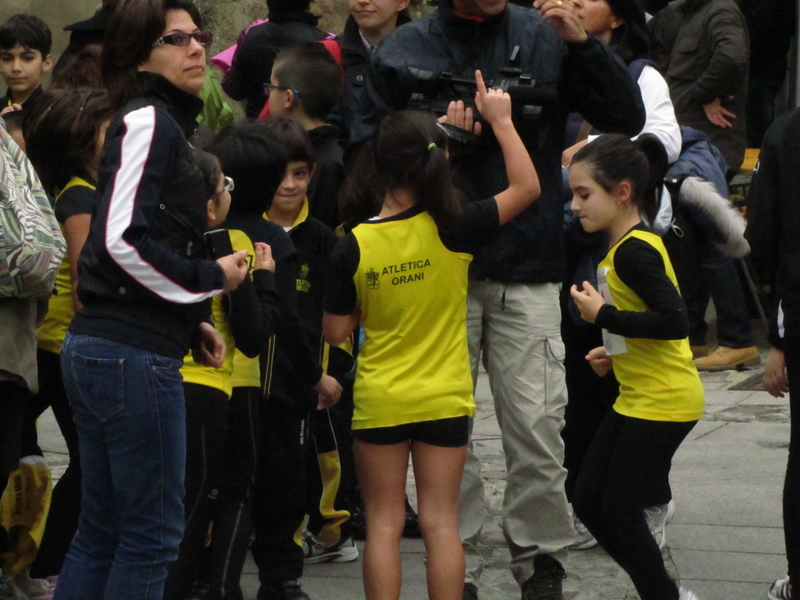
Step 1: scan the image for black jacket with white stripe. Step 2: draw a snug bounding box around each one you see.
[71,73,225,359]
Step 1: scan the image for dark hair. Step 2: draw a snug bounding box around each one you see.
[191,148,222,200]
[260,117,316,167]
[209,120,288,214]
[24,88,112,196]
[267,0,313,17]
[2,109,23,134]
[0,14,52,56]
[272,43,343,122]
[339,110,465,232]
[606,0,651,63]
[50,46,103,90]
[102,0,204,110]
[572,133,668,225]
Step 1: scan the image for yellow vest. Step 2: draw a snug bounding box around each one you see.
[350,211,475,429]
[37,177,95,354]
[181,229,262,396]
[600,229,704,422]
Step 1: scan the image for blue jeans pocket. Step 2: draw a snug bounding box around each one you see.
[70,352,125,422]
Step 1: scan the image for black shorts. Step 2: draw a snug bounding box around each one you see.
[352,416,469,448]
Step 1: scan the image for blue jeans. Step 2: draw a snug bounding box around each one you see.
[683,249,755,349]
[54,333,187,600]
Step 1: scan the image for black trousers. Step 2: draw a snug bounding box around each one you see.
[0,380,27,554]
[20,348,82,578]
[305,379,355,544]
[205,386,262,600]
[573,411,695,600]
[560,301,619,501]
[783,338,800,599]
[251,398,308,586]
[163,382,228,600]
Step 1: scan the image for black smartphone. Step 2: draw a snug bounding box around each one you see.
[204,229,234,259]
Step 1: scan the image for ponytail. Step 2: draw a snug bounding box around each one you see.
[339,110,465,232]
[572,132,668,225]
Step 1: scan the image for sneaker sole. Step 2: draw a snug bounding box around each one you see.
[569,538,599,550]
[304,546,359,564]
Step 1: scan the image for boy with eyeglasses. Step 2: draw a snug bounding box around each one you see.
[266,43,344,231]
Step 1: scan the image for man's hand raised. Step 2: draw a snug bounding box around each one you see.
[534,0,589,43]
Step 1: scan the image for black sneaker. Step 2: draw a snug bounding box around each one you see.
[520,555,566,600]
[463,582,479,600]
[257,579,311,600]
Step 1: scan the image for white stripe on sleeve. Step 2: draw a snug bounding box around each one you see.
[105,106,221,304]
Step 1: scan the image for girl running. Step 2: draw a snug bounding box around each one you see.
[568,133,704,600]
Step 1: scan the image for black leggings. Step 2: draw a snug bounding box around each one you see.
[573,411,696,600]
[163,382,228,600]
[783,339,800,598]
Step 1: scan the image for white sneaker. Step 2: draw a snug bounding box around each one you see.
[569,515,598,550]
[768,577,792,600]
[679,586,700,600]
[302,531,359,564]
[644,499,675,549]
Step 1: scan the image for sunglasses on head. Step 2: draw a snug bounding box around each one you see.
[152,30,213,48]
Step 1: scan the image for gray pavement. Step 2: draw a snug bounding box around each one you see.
[37,325,788,600]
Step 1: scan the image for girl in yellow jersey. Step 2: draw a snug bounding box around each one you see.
[21,88,112,582]
[568,134,704,600]
[323,71,540,600]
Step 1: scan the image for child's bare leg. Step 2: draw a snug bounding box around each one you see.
[411,441,467,600]
[354,440,409,600]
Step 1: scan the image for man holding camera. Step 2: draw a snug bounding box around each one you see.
[351,1,645,598]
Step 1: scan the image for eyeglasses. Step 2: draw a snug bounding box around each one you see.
[152,30,213,48]
[214,176,234,196]
[263,83,300,100]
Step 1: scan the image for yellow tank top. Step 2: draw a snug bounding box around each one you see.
[350,211,476,429]
[181,229,264,396]
[37,177,95,354]
[599,229,704,422]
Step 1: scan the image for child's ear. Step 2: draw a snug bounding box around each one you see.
[206,198,217,226]
[614,180,632,204]
[42,53,52,73]
[397,0,411,11]
[286,89,298,111]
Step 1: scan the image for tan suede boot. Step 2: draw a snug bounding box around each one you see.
[694,346,760,371]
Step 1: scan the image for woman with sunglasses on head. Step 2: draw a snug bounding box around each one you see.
[54,2,249,600]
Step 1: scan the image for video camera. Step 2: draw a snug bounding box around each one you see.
[405,46,558,124]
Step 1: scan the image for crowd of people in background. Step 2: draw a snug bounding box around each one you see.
[0,0,797,599]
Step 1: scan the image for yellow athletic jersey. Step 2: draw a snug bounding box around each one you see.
[181,293,235,397]
[351,210,476,429]
[600,229,704,422]
[181,230,262,396]
[228,229,263,389]
[37,178,95,354]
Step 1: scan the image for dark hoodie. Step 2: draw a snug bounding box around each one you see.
[222,12,331,118]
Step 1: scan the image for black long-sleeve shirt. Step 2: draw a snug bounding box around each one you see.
[596,230,689,340]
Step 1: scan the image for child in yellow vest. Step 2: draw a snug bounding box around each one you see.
[164,150,280,600]
[22,88,111,583]
[568,133,704,600]
[322,71,540,600]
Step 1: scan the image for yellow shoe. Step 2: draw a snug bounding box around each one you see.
[694,346,760,371]
[690,345,708,359]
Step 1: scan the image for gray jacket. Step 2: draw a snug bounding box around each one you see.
[651,0,749,172]
[0,298,39,393]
